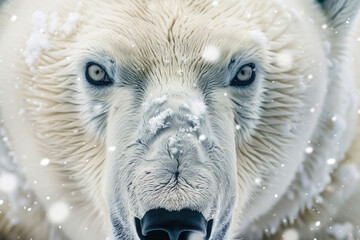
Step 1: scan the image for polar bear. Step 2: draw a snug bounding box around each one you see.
[1,0,360,239]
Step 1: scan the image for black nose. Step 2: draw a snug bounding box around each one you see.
[135,208,213,240]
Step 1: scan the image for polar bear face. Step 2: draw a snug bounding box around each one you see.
[20,0,337,239]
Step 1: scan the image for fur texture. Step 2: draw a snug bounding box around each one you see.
[0,0,360,239]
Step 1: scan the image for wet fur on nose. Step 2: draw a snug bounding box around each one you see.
[135,208,213,240]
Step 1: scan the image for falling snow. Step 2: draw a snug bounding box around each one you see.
[255,178,262,185]
[10,15,17,22]
[211,1,218,6]
[305,146,314,154]
[40,158,50,166]
[0,172,18,193]
[327,222,354,240]
[48,201,70,224]
[202,45,221,62]
[108,146,116,152]
[282,228,299,240]
[326,158,336,165]
[199,134,206,141]
[275,51,293,69]
[250,30,267,44]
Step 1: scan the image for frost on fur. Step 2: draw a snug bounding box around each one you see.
[147,108,174,135]
[23,10,81,67]
[23,11,50,67]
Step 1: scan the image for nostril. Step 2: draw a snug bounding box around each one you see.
[146,230,170,240]
[135,208,213,240]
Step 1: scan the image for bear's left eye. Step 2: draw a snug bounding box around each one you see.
[85,63,112,86]
[230,63,256,87]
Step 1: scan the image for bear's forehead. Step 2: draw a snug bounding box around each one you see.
[77,0,291,68]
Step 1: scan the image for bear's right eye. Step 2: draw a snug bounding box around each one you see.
[85,63,112,86]
[230,63,256,87]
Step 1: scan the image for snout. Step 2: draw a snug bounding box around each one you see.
[107,94,237,239]
[135,208,213,240]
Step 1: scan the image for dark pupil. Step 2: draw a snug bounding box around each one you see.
[95,70,100,75]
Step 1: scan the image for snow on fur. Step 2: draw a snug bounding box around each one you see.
[148,108,174,135]
[23,10,81,67]
[142,95,168,111]
[23,11,50,67]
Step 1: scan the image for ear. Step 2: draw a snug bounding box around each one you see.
[317,0,360,34]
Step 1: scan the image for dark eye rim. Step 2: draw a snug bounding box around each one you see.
[85,62,113,86]
[230,63,256,87]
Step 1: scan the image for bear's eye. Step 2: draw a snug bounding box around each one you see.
[230,63,256,87]
[86,63,112,86]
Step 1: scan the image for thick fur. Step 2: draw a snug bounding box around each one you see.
[0,0,360,239]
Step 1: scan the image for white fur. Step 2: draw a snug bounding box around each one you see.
[0,0,360,239]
